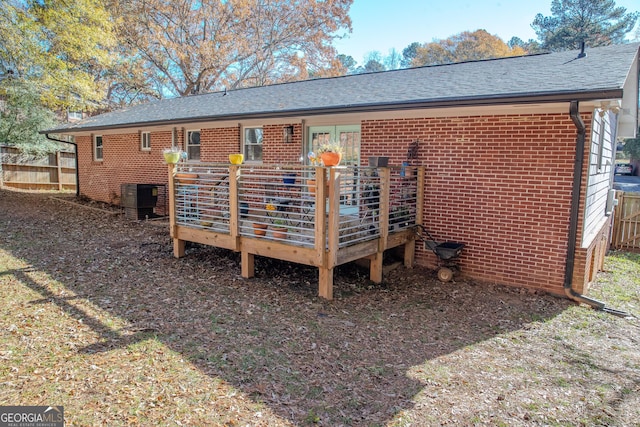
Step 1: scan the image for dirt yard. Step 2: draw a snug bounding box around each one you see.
[1,189,639,426]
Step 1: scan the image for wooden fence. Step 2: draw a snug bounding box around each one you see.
[0,145,76,191]
[611,191,640,251]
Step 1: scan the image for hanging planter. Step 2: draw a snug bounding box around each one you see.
[282,173,297,185]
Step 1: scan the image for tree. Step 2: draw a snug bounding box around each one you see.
[362,59,385,73]
[336,54,357,74]
[623,128,640,161]
[0,0,117,111]
[507,36,543,54]
[401,42,420,68]
[116,0,352,97]
[384,48,402,70]
[0,77,61,156]
[412,30,526,67]
[354,51,385,73]
[531,0,639,51]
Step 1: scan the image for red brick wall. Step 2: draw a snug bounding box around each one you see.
[75,114,607,296]
[262,124,303,164]
[201,127,240,162]
[76,124,302,203]
[76,131,171,204]
[362,114,580,295]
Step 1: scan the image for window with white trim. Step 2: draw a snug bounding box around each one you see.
[68,111,83,121]
[186,130,200,160]
[141,131,151,151]
[244,127,263,161]
[94,135,103,161]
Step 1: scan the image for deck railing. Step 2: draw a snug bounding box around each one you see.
[168,162,424,298]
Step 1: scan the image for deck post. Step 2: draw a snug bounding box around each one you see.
[370,167,391,282]
[318,267,334,300]
[314,166,327,266]
[168,163,186,257]
[327,167,341,269]
[369,252,383,283]
[229,164,240,249]
[405,166,426,267]
[241,251,255,278]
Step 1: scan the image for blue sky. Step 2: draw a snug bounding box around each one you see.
[334,0,640,65]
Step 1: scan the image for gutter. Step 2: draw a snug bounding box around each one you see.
[566,101,630,318]
[45,133,79,197]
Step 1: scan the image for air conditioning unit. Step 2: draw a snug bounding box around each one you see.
[121,183,159,220]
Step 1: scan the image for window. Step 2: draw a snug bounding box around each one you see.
[186,130,200,160]
[141,131,151,151]
[244,127,263,161]
[68,111,83,121]
[597,122,606,172]
[94,135,103,161]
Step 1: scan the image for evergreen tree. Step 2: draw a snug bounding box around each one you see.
[532,0,638,51]
[0,77,61,156]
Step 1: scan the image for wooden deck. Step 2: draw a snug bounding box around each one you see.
[167,163,425,299]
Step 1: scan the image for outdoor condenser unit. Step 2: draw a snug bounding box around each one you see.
[121,183,159,220]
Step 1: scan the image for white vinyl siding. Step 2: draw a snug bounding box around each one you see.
[582,109,617,246]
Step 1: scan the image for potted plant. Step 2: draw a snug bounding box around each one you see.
[317,142,343,166]
[282,172,297,185]
[271,219,289,239]
[252,221,268,237]
[163,147,182,164]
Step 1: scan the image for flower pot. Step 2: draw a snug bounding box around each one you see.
[306,179,329,195]
[163,151,181,164]
[253,222,268,237]
[272,227,288,239]
[282,173,296,185]
[307,179,316,195]
[320,152,341,166]
[175,172,198,184]
[229,153,244,164]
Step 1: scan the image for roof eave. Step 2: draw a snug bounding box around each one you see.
[41,88,624,135]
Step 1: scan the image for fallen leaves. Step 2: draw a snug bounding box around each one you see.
[1,190,639,426]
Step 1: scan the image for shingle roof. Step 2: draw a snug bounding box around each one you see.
[45,42,640,134]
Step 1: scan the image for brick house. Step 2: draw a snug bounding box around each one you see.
[44,43,639,302]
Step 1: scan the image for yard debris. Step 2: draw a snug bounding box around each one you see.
[0,189,639,426]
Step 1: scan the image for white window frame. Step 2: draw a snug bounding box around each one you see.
[141,131,151,151]
[94,135,103,161]
[185,129,201,161]
[243,126,263,162]
[68,110,83,121]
